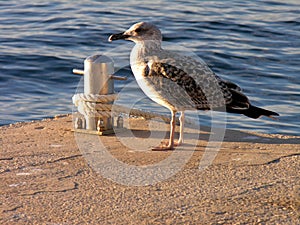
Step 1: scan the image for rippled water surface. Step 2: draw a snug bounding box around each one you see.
[0,0,299,135]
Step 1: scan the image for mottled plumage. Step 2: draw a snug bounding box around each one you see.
[109,22,279,150]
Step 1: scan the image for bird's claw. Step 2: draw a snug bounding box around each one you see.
[151,140,183,151]
[152,145,175,151]
[152,140,174,151]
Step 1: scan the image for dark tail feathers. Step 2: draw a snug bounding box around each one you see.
[235,105,279,119]
[224,83,279,119]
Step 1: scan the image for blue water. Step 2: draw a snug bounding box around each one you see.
[0,0,299,135]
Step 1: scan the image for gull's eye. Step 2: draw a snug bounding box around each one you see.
[135,28,142,33]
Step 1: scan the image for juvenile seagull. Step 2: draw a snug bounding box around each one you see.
[109,22,279,150]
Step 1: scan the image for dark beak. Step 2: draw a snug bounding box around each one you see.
[108,32,130,42]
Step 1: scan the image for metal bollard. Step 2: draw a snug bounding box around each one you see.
[84,55,114,131]
[73,54,127,135]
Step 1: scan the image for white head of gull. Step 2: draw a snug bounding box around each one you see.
[109,22,279,150]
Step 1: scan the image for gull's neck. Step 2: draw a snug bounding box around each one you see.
[131,40,162,63]
[136,40,162,54]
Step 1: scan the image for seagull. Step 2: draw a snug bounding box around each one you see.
[108,22,279,150]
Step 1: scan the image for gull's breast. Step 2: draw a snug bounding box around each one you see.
[131,61,197,112]
[131,62,177,111]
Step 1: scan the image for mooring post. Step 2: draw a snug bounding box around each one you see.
[84,55,114,130]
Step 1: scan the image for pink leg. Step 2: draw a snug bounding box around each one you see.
[177,111,185,145]
[152,110,176,151]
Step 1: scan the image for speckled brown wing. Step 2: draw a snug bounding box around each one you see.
[145,60,237,110]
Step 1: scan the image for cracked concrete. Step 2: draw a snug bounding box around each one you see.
[0,115,299,224]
